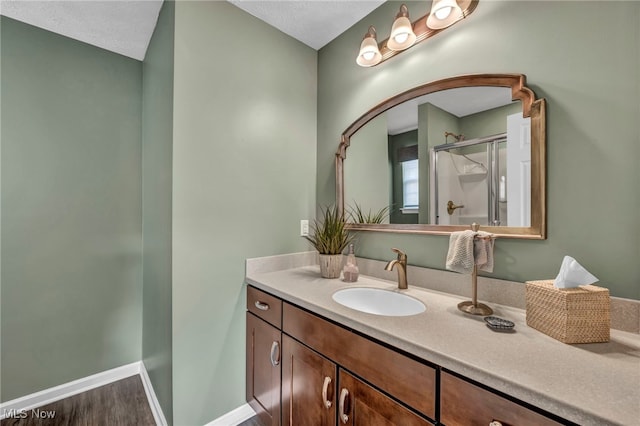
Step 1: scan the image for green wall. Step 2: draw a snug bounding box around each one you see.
[461,102,521,140]
[142,1,174,423]
[345,114,390,221]
[425,103,460,148]
[318,1,640,299]
[171,2,317,424]
[0,17,143,400]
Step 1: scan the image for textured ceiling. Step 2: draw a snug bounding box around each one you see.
[0,0,386,60]
[0,0,164,60]
[1,1,507,133]
[223,0,386,50]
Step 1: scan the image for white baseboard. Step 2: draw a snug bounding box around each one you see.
[204,403,256,426]
[0,362,141,420]
[139,362,168,426]
[0,361,168,425]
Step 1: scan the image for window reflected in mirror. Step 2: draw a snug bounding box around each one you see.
[401,159,419,212]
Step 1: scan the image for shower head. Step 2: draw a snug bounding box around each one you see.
[444,132,465,143]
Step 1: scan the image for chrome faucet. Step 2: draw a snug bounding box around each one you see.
[384,248,408,290]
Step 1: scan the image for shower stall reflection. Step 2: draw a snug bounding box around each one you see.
[430,134,510,226]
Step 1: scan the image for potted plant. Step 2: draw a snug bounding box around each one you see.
[348,202,390,224]
[305,205,354,278]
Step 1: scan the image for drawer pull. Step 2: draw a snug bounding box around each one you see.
[322,376,332,409]
[489,421,503,426]
[255,300,270,311]
[339,388,350,424]
[270,341,280,366]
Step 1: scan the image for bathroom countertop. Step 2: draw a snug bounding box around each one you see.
[246,266,640,426]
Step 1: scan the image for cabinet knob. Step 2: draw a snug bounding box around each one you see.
[339,388,350,424]
[322,376,332,409]
[270,341,280,366]
[489,421,503,426]
[255,300,270,311]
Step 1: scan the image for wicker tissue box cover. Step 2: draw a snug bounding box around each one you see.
[525,280,610,344]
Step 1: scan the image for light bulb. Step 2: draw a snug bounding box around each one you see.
[394,32,409,44]
[426,0,462,30]
[435,6,452,20]
[356,26,382,67]
[387,4,416,51]
[362,51,375,61]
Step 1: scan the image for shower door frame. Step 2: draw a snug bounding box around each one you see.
[430,133,507,226]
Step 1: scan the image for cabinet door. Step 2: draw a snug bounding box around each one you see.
[283,303,436,419]
[282,335,336,426]
[337,369,432,426]
[246,312,281,426]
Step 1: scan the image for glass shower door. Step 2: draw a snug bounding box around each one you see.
[431,135,506,226]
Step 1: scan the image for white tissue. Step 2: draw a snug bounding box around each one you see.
[554,256,598,288]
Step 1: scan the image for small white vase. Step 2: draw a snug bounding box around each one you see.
[318,254,343,279]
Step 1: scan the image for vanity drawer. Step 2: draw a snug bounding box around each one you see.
[247,286,282,328]
[283,302,436,420]
[440,372,563,426]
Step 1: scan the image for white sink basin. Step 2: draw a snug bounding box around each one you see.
[332,287,426,317]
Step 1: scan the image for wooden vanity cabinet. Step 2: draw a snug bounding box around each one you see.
[246,287,283,426]
[246,285,566,426]
[337,369,432,426]
[281,335,430,426]
[440,372,563,426]
[282,302,436,425]
[282,302,436,421]
[281,335,336,426]
[247,285,282,328]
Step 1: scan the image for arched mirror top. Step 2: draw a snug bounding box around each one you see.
[336,73,546,239]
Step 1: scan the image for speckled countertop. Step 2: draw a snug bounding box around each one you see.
[246,265,640,426]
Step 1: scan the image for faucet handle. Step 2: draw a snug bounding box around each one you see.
[391,248,406,261]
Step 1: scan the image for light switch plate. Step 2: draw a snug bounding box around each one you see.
[300,220,309,236]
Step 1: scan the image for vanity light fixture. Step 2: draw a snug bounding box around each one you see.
[356,0,479,67]
[427,0,463,29]
[356,26,382,67]
[387,4,417,51]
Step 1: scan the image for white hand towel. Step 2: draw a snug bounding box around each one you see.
[446,230,495,274]
[474,231,495,273]
[446,230,476,274]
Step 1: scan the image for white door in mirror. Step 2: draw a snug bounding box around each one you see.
[507,113,531,227]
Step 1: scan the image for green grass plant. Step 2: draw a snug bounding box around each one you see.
[304,205,354,255]
[348,202,390,224]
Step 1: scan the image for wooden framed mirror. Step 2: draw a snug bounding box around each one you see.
[336,74,546,239]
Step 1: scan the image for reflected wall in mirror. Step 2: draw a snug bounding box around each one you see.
[336,74,546,239]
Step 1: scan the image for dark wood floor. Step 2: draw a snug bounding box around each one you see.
[1,375,155,426]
